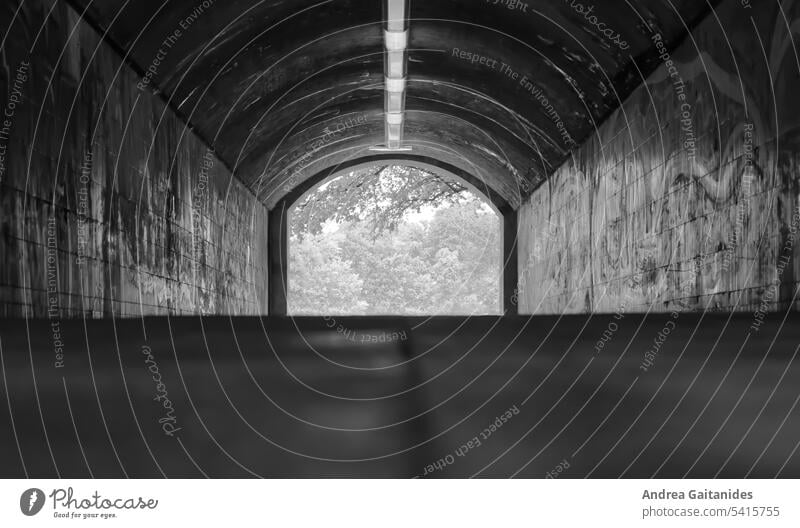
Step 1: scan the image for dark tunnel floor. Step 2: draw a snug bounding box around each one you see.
[1,313,799,478]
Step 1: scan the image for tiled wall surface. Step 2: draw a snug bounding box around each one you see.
[0,1,269,317]
[518,0,800,315]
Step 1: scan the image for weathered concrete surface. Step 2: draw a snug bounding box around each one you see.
[2,314,799,477]
[0,0,269,317]
[518,0,800,315]
[64,0,715,209]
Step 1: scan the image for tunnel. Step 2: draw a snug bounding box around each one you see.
[1,0,800,479]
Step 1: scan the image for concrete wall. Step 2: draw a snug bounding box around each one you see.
[0,0,269,317]
[517,0,800,315]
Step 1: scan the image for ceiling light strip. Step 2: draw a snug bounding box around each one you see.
[383,0,409,150]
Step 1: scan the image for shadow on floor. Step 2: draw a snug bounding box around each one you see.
[1,313,799,478]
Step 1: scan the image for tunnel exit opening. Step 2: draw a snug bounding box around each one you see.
[287,164,502,316]
[268,156,518,316]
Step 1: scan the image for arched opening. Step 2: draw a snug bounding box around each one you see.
[268,155,518,316]
[287,164,503,315]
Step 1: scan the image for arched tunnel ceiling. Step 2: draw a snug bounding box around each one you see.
[66,0,716,209]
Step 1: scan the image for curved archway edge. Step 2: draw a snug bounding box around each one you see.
[267,154,518,315]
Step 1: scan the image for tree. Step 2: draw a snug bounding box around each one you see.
[287,166,502,315]
[288,232,367,315]
[291,165,468,237]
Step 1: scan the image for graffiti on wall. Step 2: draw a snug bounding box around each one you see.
[520,0,800,315]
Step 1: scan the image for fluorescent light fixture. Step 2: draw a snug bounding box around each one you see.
[386,50,406,78]
[385,76,406,93]
[384,30,408,51]
[386,112,404,125]
[369,145,413,152]
[386,0,406,31]
[387,122,402,138]
[387,122,403,145]
[381,0,409,150]
[386,91,404,113]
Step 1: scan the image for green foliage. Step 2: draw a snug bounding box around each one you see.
[288,233,368,315]
[291,165,468,238]
[287,169,502,315]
